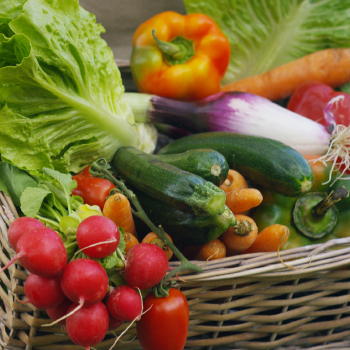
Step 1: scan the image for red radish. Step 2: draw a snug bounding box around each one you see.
[60,258,109,306]
[24,273,65,310]
[108,314,124,331]
[76,215,120,259]
[7,217,45,250]
[0,227,67,277]
[66,301,109,350]
[46,297,73,326]
[122,243,168,290]
[105,285,142,321]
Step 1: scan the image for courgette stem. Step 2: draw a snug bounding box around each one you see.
[89,158,203,296]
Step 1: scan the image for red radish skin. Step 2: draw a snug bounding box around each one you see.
[60,258,109,306]
[24,273,65,310]
[122,243,169,290]
[0,227,67,277]
[108,314,124,331]
[66,301,109,350]
[76,215,120,259]
[7,217,45,251]
[46,298,73,326]
[105,285,142,321]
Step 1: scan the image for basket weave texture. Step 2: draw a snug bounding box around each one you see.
[1,191,350,350]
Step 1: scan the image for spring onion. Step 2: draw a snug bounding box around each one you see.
[125,91,350,177]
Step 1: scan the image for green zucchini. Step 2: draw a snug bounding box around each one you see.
[112,146,226,216]
[153,149,229,186]
[158,132,315,197]
[132,187,236,246]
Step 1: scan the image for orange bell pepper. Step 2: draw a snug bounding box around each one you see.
[130,11,231,101]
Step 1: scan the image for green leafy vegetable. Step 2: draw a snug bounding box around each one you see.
[0,162,38,206]
[0,0,157,175]
[183,0,350,84]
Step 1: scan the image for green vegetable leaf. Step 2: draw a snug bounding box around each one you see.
[0,162,38,206]
[0,0,156,175]
[183,0,350,84]
[20,186,53,218]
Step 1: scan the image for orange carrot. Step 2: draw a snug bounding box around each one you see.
[194,239,226,261]
[124,232,139,253]
[142,232,174,260]
[221,48,350,101]
[102,193,137,238]
[243,224,290,254]
[225,188,263,214]
[219,169,248,194]
[220,214,258,256]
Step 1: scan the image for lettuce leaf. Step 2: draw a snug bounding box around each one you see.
[183,0,350,84]
[0,0,156,174]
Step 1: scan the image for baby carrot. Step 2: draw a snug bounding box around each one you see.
[142,231,174,260]
[219,169,248,194]
[124,232,139,253]
[243,224,290,254]
[221,48,350,101]
[220,214,258,256]
[102,192,137,238]
[194,239,226,261]
[225,188,263,214]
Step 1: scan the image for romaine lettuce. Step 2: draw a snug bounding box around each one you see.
[0,0,156,174]
[183,0,350,85]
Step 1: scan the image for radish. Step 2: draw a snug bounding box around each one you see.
[122,243,168,290]
[7,217,45,251]
[0,227,67,277]
[46,297,73,326]
[24,273,65,310]
[66,301,109,350]
[108,314,124,331]
[105,285,142,321]
[76,215,120,259]
[60,258,109,306]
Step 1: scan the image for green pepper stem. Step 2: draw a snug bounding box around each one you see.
[152,29,195,66]
[312,186,349,217]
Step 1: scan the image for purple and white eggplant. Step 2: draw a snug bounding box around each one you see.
[125,91,350,176]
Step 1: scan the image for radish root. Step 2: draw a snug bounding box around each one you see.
[317,124,350,185]
[42,300,84,327]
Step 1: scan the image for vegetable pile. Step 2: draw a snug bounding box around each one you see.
[1,0,350,350]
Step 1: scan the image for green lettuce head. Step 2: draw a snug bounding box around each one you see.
[0,0,157,174]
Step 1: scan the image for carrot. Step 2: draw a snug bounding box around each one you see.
[220,214,258,256]
[221,48,350,101]
[219,169,248,194]
[102,193,137,238]
[225,188,263,214]
[194,239,226,261]
[242,224,290,254]
[124,232,139,253]
[142,231,174,260]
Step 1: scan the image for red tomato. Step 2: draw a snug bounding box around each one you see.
[72,166,115,210]
[136,288,189,350]
[287,80,350,127]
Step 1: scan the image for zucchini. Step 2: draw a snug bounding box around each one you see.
[112,146,226,216]
[132,187,236,246]
[158,132,315,197]
[153,149,229,186]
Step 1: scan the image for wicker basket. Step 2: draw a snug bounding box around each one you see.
[1,191,350,350]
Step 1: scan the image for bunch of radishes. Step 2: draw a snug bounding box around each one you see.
[4,215,170,350]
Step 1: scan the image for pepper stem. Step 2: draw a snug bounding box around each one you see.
[312,186,349,217]
[152,29,195,65]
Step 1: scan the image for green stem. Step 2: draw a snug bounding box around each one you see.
[152,29,195,66]
[90,158,203,294]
